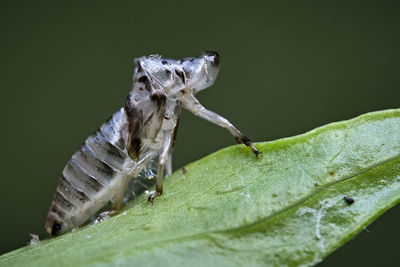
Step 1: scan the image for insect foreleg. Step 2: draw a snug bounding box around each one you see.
[181,91,259,156]
[148,130,174,203]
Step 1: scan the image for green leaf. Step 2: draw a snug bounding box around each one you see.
[1,109,400,267]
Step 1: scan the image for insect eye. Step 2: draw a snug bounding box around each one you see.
[51,222,62,235]
[204,51,220,66]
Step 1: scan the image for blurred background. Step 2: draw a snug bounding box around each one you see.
[0,1,399,266]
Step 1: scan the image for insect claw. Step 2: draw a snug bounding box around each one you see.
[97,209,118,223]
[251,145,260,157]
[244,140,259,157]
[234,135,259,157]
[147,191,161,204]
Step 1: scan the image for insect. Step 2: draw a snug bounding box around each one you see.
[45,52,259,235]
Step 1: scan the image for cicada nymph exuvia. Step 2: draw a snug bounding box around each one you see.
[45,52,259,235]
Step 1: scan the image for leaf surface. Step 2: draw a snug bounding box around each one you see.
[1,109,400,267]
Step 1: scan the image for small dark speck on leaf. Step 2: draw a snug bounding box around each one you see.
[314,183,319,188]
[344,196,355,204]
[182,167,188,174]
[329,171,335,176]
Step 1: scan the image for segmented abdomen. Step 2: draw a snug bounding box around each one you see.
[46,108,135,232]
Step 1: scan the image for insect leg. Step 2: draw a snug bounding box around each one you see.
[165,119,179,177]
[95,175,131,221]
[94,176,128,222]
[148,130,174,203]
[111,176,130,211]
[165,152,173,177]
[180,92,259,156]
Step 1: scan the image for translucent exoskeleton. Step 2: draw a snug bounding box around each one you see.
[45,52,259,235]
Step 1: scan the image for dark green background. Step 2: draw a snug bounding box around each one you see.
[1,1,399,266]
